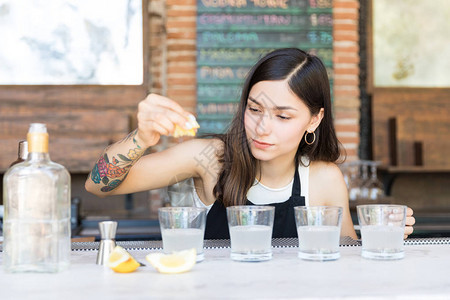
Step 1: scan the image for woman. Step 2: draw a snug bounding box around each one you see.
[85,48,415,240]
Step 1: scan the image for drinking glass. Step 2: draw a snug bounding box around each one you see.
[165,178,195,207]
[362,162,385,200]
[347,161,363,201]
[295,206,343,261]
[357,204,406,260]
[226,206,275,262]
[359,161,370,200]
[339,163,350,190]
[158,207,206,262]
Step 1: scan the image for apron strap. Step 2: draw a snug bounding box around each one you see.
[291,166,301,197]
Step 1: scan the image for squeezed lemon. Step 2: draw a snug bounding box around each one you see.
[107,245,140,273]
[146,248,196,274]
[173,115,200,138]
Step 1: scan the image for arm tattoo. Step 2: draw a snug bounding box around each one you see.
[90,129,145,192]
[118,129,141,147]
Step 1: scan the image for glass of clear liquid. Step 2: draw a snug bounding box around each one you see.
[226,206,275,262]
[357,204,406,260]
[295,206,343,261]
[158,207,206,262]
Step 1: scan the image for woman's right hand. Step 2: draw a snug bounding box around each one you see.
[136,94,193,148]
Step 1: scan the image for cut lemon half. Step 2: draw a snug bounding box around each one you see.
[107,245,140,273]
[173,115,200,138]
[146,248,196,274]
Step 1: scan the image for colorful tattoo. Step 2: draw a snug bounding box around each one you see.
[101,179,124,192]
[91,129,145,192]
[91,164,101,184]
[119,129,141,149]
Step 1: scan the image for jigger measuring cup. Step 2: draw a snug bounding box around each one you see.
[96,221,118,265]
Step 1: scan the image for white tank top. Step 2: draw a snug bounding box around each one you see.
[193,162,310,213]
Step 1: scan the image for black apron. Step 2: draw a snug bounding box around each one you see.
[204,167,305,239]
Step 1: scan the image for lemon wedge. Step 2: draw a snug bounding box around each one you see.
[146,248,197,274]
[173,115,200,138]
[107,245,140,273]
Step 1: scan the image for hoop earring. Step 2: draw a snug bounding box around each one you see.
[304,131,316,145]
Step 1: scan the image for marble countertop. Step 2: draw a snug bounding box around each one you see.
[1,241,450,299]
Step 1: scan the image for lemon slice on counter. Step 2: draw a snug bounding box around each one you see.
[146,248,197,274]
[107,245,140,273]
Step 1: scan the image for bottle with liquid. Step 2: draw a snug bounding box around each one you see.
[9,140,28,167]
[3,123,71,273]
[0,141,28,233]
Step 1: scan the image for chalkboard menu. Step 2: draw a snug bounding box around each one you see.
[196,0,333,133]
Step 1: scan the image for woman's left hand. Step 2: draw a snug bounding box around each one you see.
[404,207,415,239]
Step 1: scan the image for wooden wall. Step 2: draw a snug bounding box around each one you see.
[0,86,147,172]
[372,88,450,167]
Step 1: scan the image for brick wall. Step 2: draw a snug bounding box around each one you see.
[333,0,360,161]
[148,0,166,95]
[149,0,198,115]
[148,0,361,161]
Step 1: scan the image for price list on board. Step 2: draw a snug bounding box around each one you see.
[196,0,333,134]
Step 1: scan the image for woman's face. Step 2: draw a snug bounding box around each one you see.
[244,80,323,163]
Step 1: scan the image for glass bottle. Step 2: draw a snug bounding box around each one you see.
[3,123,71,273]
[9,140,28,167]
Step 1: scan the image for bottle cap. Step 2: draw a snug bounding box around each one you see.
[29,123,47,133]
[27,123,49,153]
[18,140,28,160]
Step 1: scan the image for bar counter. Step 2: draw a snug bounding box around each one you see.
[0,238,449,299]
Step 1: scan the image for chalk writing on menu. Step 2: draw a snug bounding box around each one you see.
[196,0,333,134]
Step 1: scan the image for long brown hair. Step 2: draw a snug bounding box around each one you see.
[212,48,343,207]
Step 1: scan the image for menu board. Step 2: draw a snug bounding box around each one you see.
[196,0,333,133]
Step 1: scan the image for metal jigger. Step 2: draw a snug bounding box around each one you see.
[96,221,118,265]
